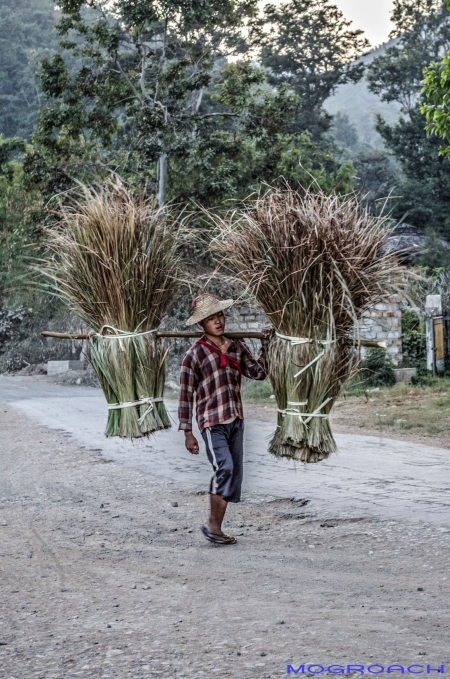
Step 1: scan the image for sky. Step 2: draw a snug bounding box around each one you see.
[333,0,395,47]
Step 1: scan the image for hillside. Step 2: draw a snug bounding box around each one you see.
[325,40,401,148]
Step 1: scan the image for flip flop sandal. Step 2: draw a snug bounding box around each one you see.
[201,525,237,545]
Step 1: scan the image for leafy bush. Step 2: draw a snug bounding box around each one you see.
[401,309,427,372]
[0,296,84,373]
[358,348,396,388]
[0,306,28,345]
[241,377,274,403]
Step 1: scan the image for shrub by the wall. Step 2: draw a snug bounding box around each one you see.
[359,348,397,388]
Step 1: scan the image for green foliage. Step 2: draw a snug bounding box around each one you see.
[369,0,450,111]
[401,309,427,371]
[416,230,450,267]
[0,140,45,299]
[332,112,359,151]
[367,0,450,238]
[251,0,369,142]
[420,0,450,151]
[352,149,399,214]
[0,136,75,371]
[329,109,401,215]
[0,296,81,372]
[375,110,450,235]
[358,348,397,388]
[26,0,277,202]
[0,0,58,139]
[422,53,450,151]
[241,377,274,403]
[1,0,364,373]
[25,0,359,205]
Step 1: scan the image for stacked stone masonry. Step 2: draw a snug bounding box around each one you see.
[359,297,403,365]
[230,298,403,365]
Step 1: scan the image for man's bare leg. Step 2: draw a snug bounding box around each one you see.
[202,494,236,544]
[207,493,227,534]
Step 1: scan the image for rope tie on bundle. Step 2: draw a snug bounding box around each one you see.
[275,332,334,378]
[275,333,333,423]
[91,325,158,351]
[107,397,164,425]
[275,332,336,379]
[277,397,332,423]
[275,332,336,346]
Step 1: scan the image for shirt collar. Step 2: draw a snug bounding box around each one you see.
[200,334,236,350]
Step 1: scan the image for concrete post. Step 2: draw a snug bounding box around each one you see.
[425,294,442,375]
[158,153,168,208]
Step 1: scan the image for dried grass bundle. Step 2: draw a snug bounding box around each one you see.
[212,186,401,462]
[44,179,182,437]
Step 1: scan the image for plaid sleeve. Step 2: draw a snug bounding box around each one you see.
[239,339,268,381]
[178,350,198,431]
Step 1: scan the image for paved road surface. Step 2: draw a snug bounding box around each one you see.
[1,375,449,526]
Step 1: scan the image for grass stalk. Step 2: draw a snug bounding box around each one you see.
[43,179,182,438]
[211,186,402,461]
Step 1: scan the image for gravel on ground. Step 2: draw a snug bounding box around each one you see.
[0,406,449,678]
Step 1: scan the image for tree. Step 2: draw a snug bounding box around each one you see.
[25,0,296,205]
[370,0,450,112]
[25,0,358,205]
[251,0,370,141]
[332,112,359,152]
[0,0,58,139]
[0,137,43,298]
[367,0,450,237]
[421,1,450,155]
[352,149,400,215]
[26,0,256,202]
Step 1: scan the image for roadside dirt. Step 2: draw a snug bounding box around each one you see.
[40,368,450,451]
[0,406,449,678]
[244,402,450,451]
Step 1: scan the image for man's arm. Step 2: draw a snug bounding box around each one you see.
[178,353,200,454]
[239,337,269,381]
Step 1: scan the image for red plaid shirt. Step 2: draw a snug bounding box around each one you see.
[178,336,268,433]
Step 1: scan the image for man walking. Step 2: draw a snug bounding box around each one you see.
[178,293,268,545]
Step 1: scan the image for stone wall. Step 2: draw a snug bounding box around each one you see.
[230,298,403,365]
[359,297,403,365]
[226,305,267,332]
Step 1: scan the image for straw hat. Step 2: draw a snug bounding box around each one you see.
[185,293,234,326]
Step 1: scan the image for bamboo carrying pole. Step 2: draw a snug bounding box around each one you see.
[40,330,387,349]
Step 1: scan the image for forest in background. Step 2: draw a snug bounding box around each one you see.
[1,0,450,372]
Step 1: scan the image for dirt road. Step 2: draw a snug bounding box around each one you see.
[0,376,449,678]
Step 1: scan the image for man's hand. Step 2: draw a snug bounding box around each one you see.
[185,431,200,455]
[261,327,272,344]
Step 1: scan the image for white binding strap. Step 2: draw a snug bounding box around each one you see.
[275,332,335,346]
[91,325,158,351]
[107,397,164,425]
[275,332,331,378]
[293,350,325,378]
[205,428,218,494]
[277,397,332,423]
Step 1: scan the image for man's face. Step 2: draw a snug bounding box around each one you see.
[200,311,226,336]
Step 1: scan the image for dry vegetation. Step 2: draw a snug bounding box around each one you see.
[333,379,450,444]
[212,186,402,462]
[243,378,450,447]
[42,180,183,437]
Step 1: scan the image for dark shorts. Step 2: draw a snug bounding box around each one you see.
[201,418,244,503]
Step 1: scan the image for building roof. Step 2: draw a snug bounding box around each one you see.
[384,223,450,264]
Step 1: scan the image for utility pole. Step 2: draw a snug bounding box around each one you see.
[157,153,167,208]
